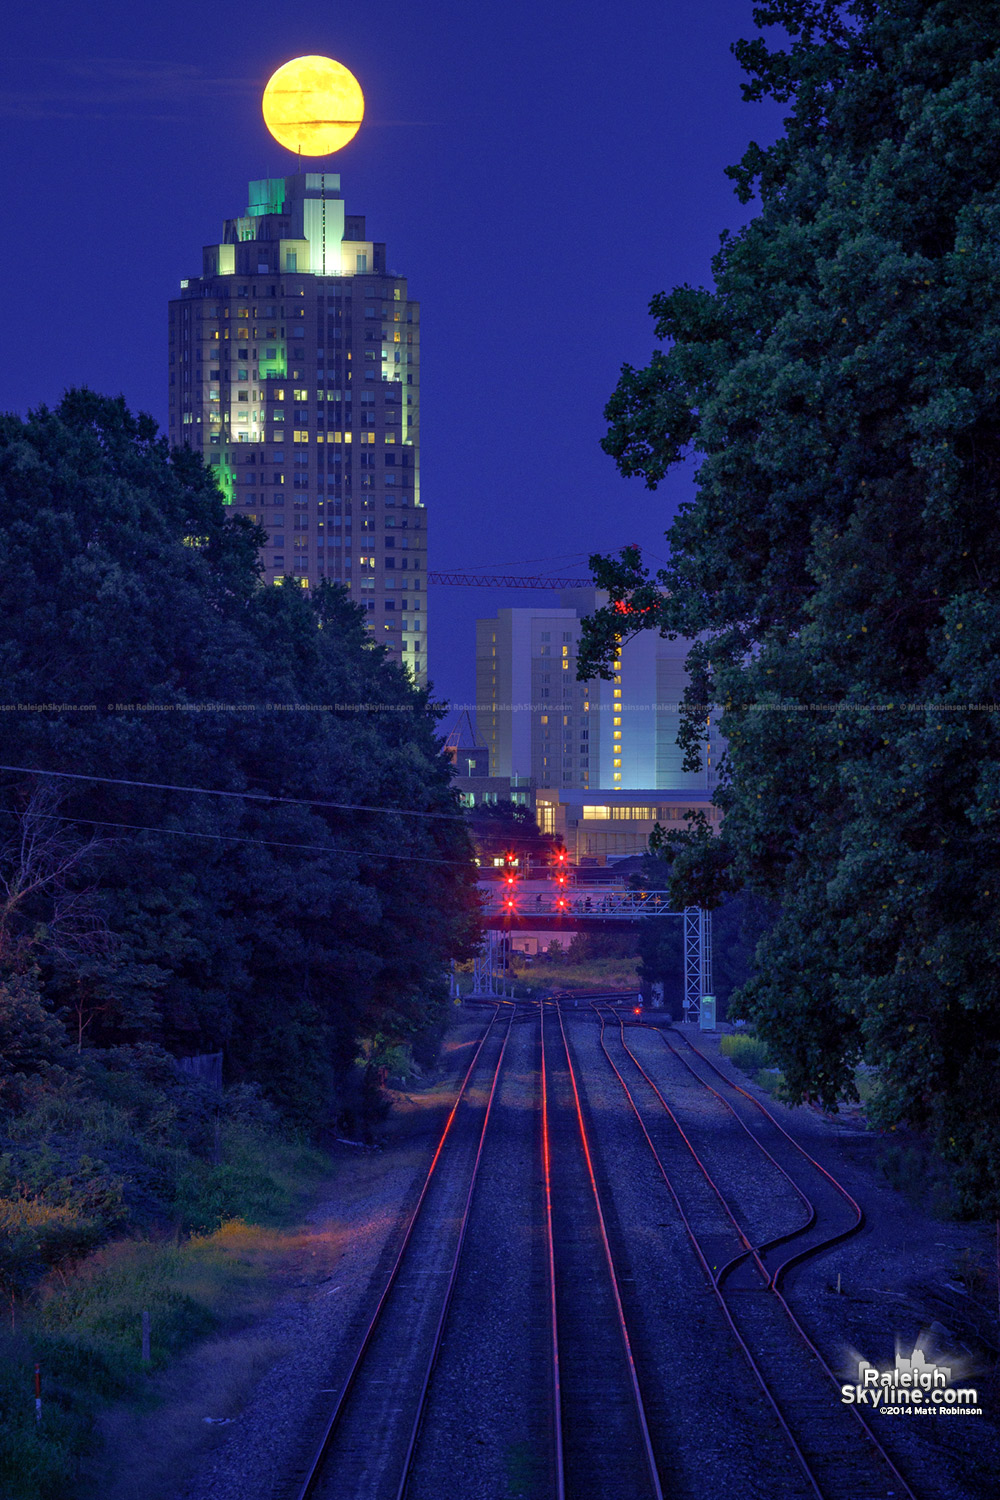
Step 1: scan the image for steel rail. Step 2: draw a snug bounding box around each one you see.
[394,1008,515,1498]
[549,1002,665,1500]
[590,1004,790,1290]
[291,1004,506,1500]
[601,1007,919,1500]
[611,1012,820,1289]
[540,1000,566,1500]
[661,1026,864,1289]
[652,1024,918,1499]
[588,1003,825,1500]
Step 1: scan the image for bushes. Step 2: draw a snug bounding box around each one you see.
[719,1031,785,1096]
[0,1198,107,1297]
[172,1122,326,1235]
[0,1123,333,1500]
[719,1032,772,1074]
[0,1046,328,1313]
[877,1139,961,1220]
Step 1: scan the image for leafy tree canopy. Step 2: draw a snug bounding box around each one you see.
[583,1,1000,1210]
[0,392,480,1132]
[466,800,561,869]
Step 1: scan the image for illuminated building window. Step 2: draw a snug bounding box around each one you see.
[613,688,622,699]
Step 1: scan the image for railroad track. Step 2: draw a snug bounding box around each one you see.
[283,999,672,1499]
[403,1003,553,1499]
[284,1003,513,1500]
[278,996,932,1499]
[541,1001,664,1500]
[590,1004,919,1500]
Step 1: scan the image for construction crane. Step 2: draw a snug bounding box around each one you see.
[427,572,592,588]
[443,708,484,756]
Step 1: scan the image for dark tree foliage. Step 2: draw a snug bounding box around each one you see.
[0,392,481,1131]
[466,800,560,869]
[583,2,1000,1210]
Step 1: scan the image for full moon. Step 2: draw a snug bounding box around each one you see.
[262,56,364,156]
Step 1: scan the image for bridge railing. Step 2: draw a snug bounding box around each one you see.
[481,890,681,919]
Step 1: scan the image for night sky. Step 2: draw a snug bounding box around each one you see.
[2,1,784,711]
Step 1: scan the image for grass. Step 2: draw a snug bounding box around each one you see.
[83,1325,293,1500]
[508,958,640,995]
[0,1128,334,1500]
[719,1031,786,1097]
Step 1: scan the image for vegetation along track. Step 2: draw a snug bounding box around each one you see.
[591,1004,919,1500]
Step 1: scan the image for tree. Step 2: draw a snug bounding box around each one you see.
[0,781,112,973]
[583,2,1000,1209]
[466,801,559,870]
[0,392,481,1131]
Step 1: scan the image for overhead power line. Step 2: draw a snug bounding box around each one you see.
[0,764,468,823]
[427,572,592,588]
[0,807,470,867]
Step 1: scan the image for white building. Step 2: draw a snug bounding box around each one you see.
[476,589,723,793]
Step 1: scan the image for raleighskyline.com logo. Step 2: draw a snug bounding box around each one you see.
[841,1344,981,1416]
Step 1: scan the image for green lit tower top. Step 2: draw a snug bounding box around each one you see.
[167,168,425,683]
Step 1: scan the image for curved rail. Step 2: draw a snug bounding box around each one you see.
[292,1004,510,1500]
[592,1004,919,1500]
[589,1003,823,1498]
[661,1025,864,1289]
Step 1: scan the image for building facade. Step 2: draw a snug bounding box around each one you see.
[168,170,425,682]
[475,589,723,793]
[535,788,722,864]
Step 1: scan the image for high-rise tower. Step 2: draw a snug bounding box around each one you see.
[476,591,723,792]
[168,169,425,682]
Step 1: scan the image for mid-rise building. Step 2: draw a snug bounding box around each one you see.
[475,590,723,792]
[535,787,722,863]
[168,170,425,681]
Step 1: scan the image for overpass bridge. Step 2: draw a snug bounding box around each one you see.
[469,883,714,1025]
[481,887,679,927]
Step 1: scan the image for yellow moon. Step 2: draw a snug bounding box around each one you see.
[262,56,364,156]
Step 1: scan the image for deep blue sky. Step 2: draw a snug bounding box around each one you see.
[1,1,784,710]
